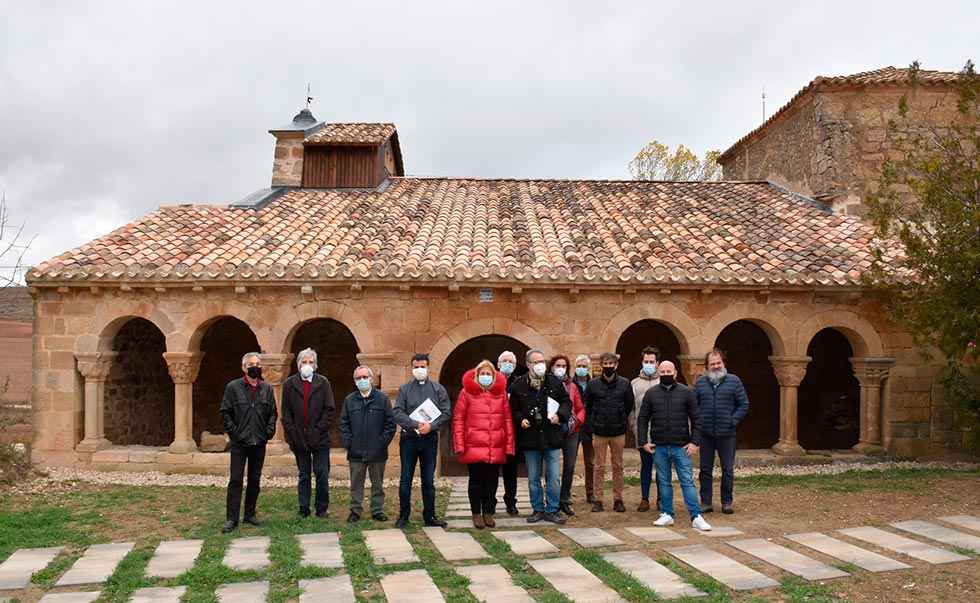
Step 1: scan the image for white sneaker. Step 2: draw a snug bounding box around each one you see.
[692,515,712,531]
[653,512,675,527]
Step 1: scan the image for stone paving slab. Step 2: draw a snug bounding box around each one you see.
[695,526,743,538]
[299,575,355,603]
[447,508,475,518]
[447,517,529,529]
[602,550,706,599]
[839,526,970,564]
[940,515,980,533]
[56,542,134,586]
[558,528,624,548]
[667,544,778,591]
[224,536,270,571]
[380,569,445,602]
[216,580,269,602]
[364,529,419,565]
[146,539,203,578]
[727,538,849,580]
[625,527,686,543]
[529,557,626,602]
[297,532,344,568]
[0,546,63,589]
[38,593,100,603]
[493,530,560,555]
[423,527,489,561]
[786,532,911,572]
[130,586,187,603]
[891,520,980,554]
[457,563,535,602]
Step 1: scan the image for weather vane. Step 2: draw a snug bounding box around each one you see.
[306,83,313,110]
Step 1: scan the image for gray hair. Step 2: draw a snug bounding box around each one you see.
[296,347,318,369]
[353,365,374,379]
[241,352,261,367]
[498,350,517,363]
[525,348,545,364]
[574,354,591,365]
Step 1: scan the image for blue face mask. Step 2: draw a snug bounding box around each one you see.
[642,362,658,376]
[478,374,493,387]
[499,361,515,376]
[355,378,372,392]
[575,367,589,378]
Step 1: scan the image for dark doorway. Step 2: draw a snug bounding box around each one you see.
[438,334,530,476]
[192,317,260,444]
[799,328,860,450]
[615,320,684,382]
[104,318,173,446]
[713,320,779,449]
[289,319,361,447]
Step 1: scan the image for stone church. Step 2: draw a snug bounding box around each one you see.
[26,66,967,475]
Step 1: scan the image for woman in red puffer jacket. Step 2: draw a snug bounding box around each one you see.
[453,359,515,529]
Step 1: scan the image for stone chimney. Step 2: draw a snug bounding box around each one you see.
[269,108,323,187]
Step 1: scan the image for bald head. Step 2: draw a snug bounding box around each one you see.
[658,361,676,376]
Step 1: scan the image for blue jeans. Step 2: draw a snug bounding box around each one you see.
[399,434,438,520]
[524,448,561,513]
[654,444,701,520]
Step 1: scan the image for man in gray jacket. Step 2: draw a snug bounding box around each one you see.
[392,353,452,528]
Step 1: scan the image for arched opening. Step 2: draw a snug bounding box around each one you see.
[103,318,174,446]
[192,317,260,445]
[288,318,361,447]
[615,320,683,448]
[713,320,779,449]
[799,328,861,450]
[438,334,530,476]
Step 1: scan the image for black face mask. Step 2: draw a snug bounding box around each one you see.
[602,366,617,378]
[246,366,262,380]
[660,374,675,386]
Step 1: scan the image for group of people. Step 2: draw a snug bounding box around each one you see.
[216,345,750,535]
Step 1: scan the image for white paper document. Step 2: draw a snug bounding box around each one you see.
[410,398,442,424]
[547,397,559,419]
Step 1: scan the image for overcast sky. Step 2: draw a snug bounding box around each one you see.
[1,0,976,275]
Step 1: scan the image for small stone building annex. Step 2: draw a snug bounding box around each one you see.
[25,71,962,475]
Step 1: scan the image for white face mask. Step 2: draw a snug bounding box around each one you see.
[532,362,547,377]
[412,366,428,381]
[552,366,567,379]
[299,364,315,379]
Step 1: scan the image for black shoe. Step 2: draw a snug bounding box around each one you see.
[559,502,575,516]
[722,504,734,515]
[701,504,714,514]
[298,510,310,518]
[373,512,389,522]
[543,511,567,524]
[506,504,519,516]
[613,500,626,513]
[526,511,544,523]
[243,516,261,527]
[424,517,448,528]
[315,509,329,518]
[347,512,360,523]
[221,520,238,533]
[394,516,409,529]
[592,501,604,512]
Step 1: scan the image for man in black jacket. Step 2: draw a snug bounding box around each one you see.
[637,361,711,531]
[219,352,278,533]
[509,349,571,525]
[281,348,335,519]
[496,350,522,516]
[584,352,633,513]
[340,364,396,523]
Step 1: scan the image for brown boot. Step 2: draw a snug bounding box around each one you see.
[472,514,485,529]
[637,499,650,512]
[482,513,496,528]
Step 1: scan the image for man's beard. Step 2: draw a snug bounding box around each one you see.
[707,368,727,385]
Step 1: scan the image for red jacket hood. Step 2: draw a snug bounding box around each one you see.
[462,368,507,395]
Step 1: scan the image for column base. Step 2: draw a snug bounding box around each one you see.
[266,440,289,455]
[771,440,806,456]
[851,441,886,456]
[168,439,199,454]
[76,438,112,453]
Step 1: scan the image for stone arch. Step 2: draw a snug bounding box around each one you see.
[597,302,698,356]
[76,306,176,354]
[277,300,375,354]
[794,310,884,357]
[713,320,780,449]
[428,317,552,381]
[180,301,273,354]
[701,306,788,356]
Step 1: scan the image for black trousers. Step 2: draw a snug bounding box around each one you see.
[467,462,500,514]
[294,447,330,515]
[500,453,519,508]
[699,434,737,506]
[398,434,438,520]
[227,443,266,522]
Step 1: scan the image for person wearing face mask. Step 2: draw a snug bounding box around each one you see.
[509,349,572,524]
[452,360,515,529]
[584,352,634,513]
[281,348,335,519]
[629,346,661,513]
[219,352,278,533]
[572,355,597,504]
[392,353,452,528]
[340,365,396,523]
[496,350,523,516]
[548,355,586,516]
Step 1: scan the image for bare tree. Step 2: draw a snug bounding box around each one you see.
[0,192,34,287]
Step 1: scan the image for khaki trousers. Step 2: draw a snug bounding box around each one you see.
[592,434,625,503]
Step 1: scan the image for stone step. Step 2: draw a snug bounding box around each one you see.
[297,532,344,568]
[839,526,970,564]
[447,516,529,529]
[558,528,623,548]
[667,544,778,591]
[299,575,355,603]
[940,515,980,533]
[130,586,187,603]
[380,569,445,603]
[492,530,559,555]
[423,527,489,561]
[727,538,849,581]
[0,546,63,590]
[447,508,475,518]
[529,557,626,602]
[39,593,100,603]
[785,532,911,572]
[891,520,980,554]
[223,537,270,571]
[457,563,534,603]
[146,540,203,578]
[364,529,419,565]
[216,581,269,602]
[625,527,685,543]
[695,526,743,538]
[56,542,134,586]
[602,550,706,600]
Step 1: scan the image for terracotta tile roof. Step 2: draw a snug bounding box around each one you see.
[305,123,396,145]
[719,66,962,161]
[28,179,895,288]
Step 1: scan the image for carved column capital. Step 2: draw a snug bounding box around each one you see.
[768,355,812,388]
[162,352,205,384]
[75,352,117,381]
[850,357,896,386]
[678,353,709,382]
[260,353,295,386]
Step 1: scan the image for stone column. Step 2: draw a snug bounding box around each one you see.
[677,353,707,385]
[163,352,204,454]
[261,353,294,455]
[357,352,400,398]
[75,352,117,452]
[850,357,895,455]
[768,355,811,456]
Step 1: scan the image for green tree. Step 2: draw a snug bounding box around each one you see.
[867,60,980,450]
[629,140,722,181]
